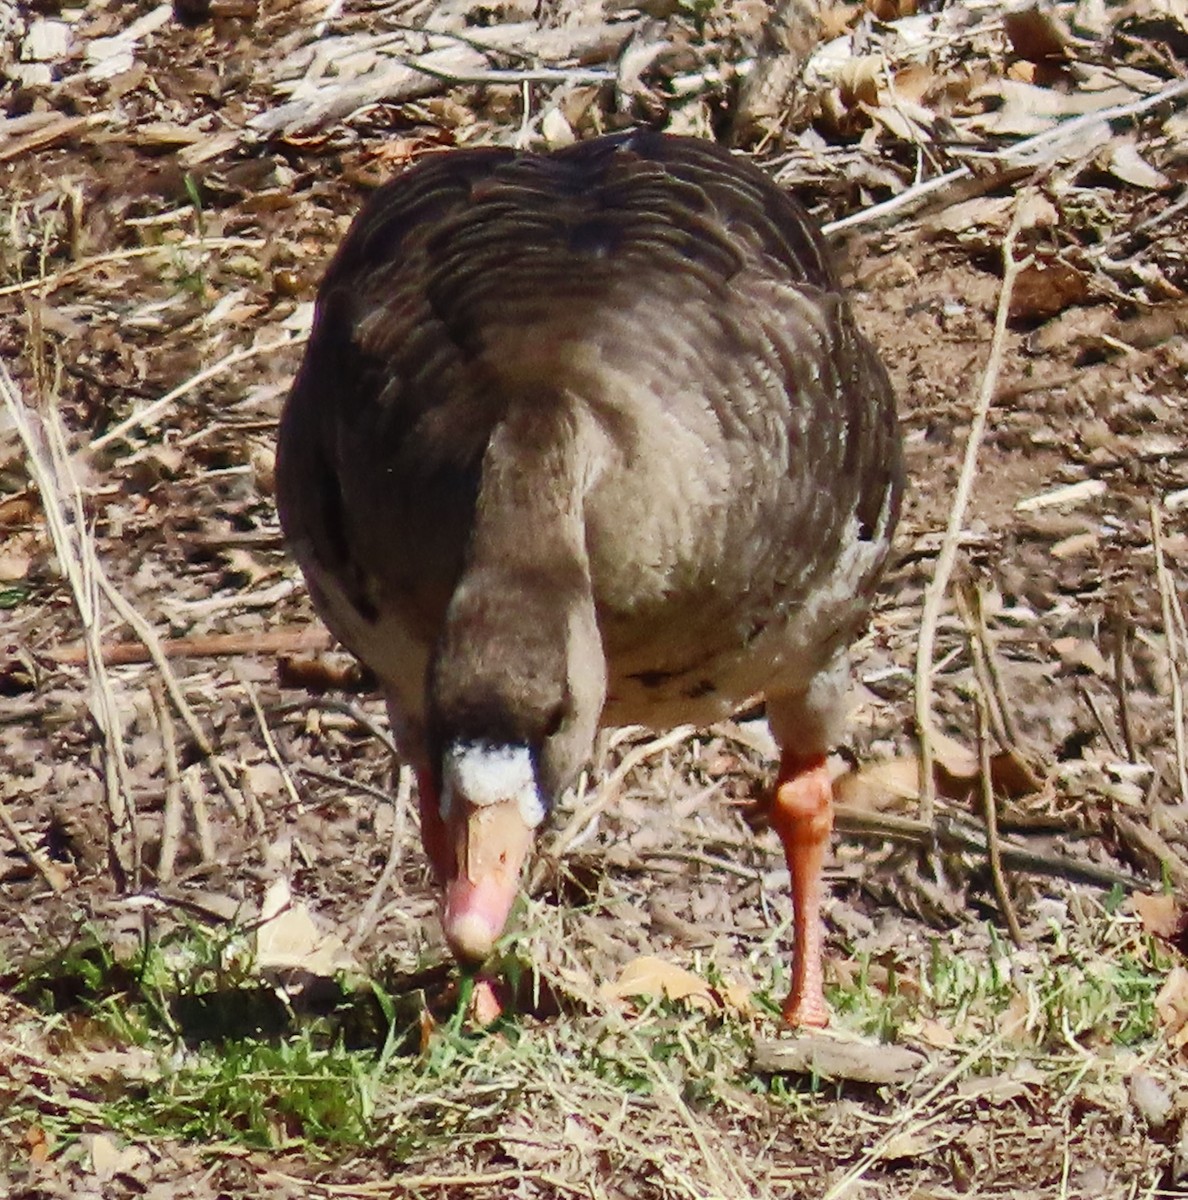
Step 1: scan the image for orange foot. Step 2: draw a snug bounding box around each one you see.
[768,750,834,1028]
[470,976,504,1026]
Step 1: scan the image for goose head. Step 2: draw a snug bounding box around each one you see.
[425,567,606,963]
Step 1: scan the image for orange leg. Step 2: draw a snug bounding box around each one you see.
[416,769,452,883]
[769,750,834,1028]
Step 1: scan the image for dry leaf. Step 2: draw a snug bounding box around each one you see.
[834,755,922,810]
[1130,1071,1176,1129]
[820,3,859,38]
[912,1017,958,1049]
[865,101,933,144]
[1052,637,1109,676]
[249,441,276,495]
[1009,261,1092,322]
[605,955,714,1009]
[87,1132,145,1180]
[928,194,1058,239]
[25,1124,50,1166]
[956,1071,1037,1103]
[0,495,35,527]
[541,106,576,148]
[602,954,750,1014]
[470,977,504,1026]
[255,877,358,978]
[1155,966,1188,1040]
[866,0,916,18]
[1000,989,1032,1044]
[932,731,980,780]
[892,62,933,104]
[986,747,1047,797]
[1105,141,1170,190]
[242,762,285,803]
[879,1126,954,1160]
[1004,5,1070,63]
[0,532,34,582]
[837,55,883,109]
[1133,892,1182,940]
[835,733,1042,816]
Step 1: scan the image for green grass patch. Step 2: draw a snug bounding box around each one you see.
[0,899,1175,1169]
[104,1035,376,1150]
[827,909,1169,1051]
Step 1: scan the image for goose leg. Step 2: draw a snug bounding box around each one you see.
[769,750,833,1028]
[416,770,452,883]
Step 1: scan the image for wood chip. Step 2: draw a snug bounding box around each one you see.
[753,1033,928,1085]
[1015,479,1107,512]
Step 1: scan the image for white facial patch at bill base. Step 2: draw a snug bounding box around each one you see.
[441,741,547,829]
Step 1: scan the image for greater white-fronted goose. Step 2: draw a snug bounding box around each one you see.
[277,130,903,1027]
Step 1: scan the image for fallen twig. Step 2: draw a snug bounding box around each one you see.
[350,764,412,951]
[0,795,69,894]
[1151,503,1188,807]
[45,625,333,667]
[914,198,1032,829]
[297,763,394,806]
[854,808,1139,891]
[975,689,1024,947]
[89,333,306,454]
[150,678,185,883]
[825,76,1188,236]
[0,236,266,299]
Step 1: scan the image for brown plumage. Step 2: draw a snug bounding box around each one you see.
[277,131,903,1025]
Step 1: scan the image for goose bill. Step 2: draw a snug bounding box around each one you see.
[441,799,536,963]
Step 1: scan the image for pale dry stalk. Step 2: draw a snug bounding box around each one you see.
[235,666,299,831]
[0,236,265,299]
[350,764,412,951]
[95,573,249,823]
[1151,502,1188,806]
[0,799,68,894]
[915,198,1033,828]
[1,361,139,885]
[532,725,694,891]
[824,76,1188,236]
[1110,598,1139,763]
[975,687,1024,947]
[149,678,185,883]
[89,332,306,454]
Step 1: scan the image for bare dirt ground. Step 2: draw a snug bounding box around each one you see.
[5,1,1188,1197]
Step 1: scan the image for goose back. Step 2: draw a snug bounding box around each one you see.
[277,131,902,760]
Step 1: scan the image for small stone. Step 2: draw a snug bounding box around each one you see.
[1130,1071,1175,1130]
